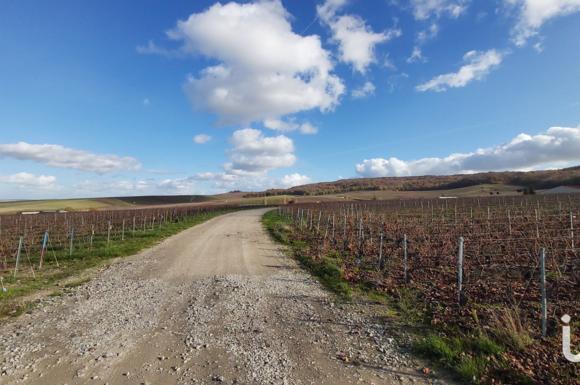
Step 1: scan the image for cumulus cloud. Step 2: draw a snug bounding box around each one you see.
[157,178,196,194]
[75,177,196,196]
[165,1,343,124]
[351,81,376,99]
[194,172,239,183]
[191,171,247,193]
[0,172,57,188]
[317,0,400,73]
[506,0,580,46]
[416,49,503,92]
[280,173,311,188]
[192,128,300,192]
[190,172,252,191]
[329,15,397,73]
[193,171,311,192]
[193,134,212,144]
[316,0,348,21]
[0,142,141,174]
[410,0,469,20]
[225,128,295,174]
[296,122,318,135]
[355,124,580,177]
[263,119,318,135]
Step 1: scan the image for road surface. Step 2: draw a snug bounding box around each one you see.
[0,209,447,385]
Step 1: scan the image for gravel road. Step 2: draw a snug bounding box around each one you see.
[0,209,450,385]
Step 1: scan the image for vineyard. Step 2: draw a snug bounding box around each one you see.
[0,204,237,299]
[277,194,580,383]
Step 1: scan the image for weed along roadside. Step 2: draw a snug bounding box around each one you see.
[262,207,577,385]
[0,206,239,318]
[262,209,351,300]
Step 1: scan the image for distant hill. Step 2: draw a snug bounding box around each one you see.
[113,195,215,205]
[0,195,217,215]
[246,166,580,197]
[0,198,132,215]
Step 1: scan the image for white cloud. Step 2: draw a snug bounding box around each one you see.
[407,46,425,63]
[317,1,400,73]
[297,122,318,135]
[192,171,249,193]
[192,128,298,192]
[280,173,311,188]
[194,172,239,182]
[416,49,503,92]
[417,23,439,43]
[386,72,410,93]
[316,0,348,21]
[157,178,195,194]
[329,15,395,73]
[166,1,343,124]
[263,119,318,134]
[356,124,580,177]
[193,170,311,192]
[0,172,57,188]
[351,81,376,99]
[383,53,397,70]
[410,0,469,20]
[193,134,212,144]
[506,0,580,46]
[191,171,261,192]
[75,177,196,196]
[136,40,180,58]
[0,142,141,174]
[504,0,580,46]
[226,128,295,174]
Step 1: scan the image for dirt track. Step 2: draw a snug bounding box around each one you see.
[0,209,448,385]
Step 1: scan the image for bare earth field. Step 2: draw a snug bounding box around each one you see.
[0,198,132,214]
[0,209,450,385]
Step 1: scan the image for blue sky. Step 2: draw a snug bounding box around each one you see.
[1,0,580,199]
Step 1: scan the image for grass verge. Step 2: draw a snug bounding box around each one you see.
[413,333,507,383]
[0,209,232,317]
[262,210,351,299]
